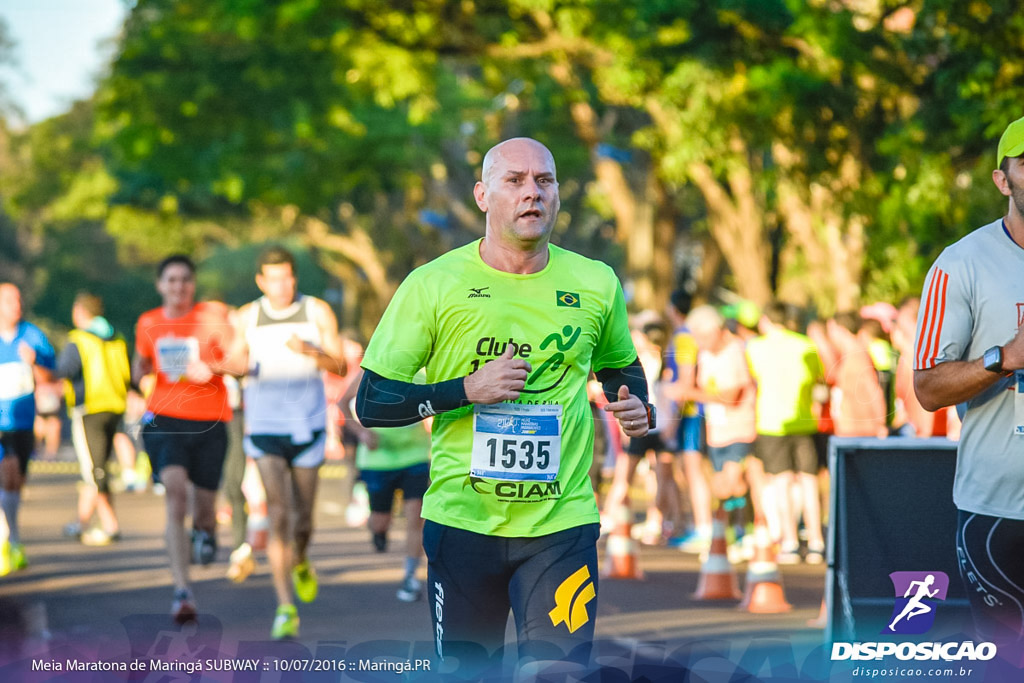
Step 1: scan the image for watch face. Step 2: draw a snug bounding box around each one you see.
[985,346,1002,371]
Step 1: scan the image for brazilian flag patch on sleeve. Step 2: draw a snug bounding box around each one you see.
[557,291,581,308]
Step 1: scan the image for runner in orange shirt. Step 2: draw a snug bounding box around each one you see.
[133,255,233,624]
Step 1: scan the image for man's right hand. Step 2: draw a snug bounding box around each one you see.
[464,345,532,404]
[1002,323,1024,371]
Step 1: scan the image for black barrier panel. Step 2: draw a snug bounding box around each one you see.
[827,437,971,641]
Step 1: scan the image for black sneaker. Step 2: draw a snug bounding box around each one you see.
[372,532,387,553]
[191,529,217,565]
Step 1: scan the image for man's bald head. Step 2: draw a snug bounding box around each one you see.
[480,138,557,187]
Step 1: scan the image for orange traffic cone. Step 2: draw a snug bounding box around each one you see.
[693,508,741,600]
[241,459,268,551]
[603,505,643,579]
[739,520,792,613]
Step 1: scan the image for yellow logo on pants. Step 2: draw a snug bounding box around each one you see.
[548,565,595,633]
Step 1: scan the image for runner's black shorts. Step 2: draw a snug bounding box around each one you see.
[245,431,326,468]
[424,520,600,675]
[360,462,430,512]
[71,410,122,494]
[626,432,667,456]
[956,509,1024,644]
[0,430,34,476]
[142,415,228,491]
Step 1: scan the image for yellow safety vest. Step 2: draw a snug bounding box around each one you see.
[64,329,130,415]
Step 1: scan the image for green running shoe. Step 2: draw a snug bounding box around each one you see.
[292,560,318,603]
[10,543,27,570]
[271,604,299,639]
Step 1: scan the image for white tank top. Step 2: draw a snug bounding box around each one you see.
[243,295,327,440]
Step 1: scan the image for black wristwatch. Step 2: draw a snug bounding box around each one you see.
[645,403,657,430]
[983,345,1004,373]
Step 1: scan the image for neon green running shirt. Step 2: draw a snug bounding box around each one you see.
[745,328,823,436]
[361,240,637,537]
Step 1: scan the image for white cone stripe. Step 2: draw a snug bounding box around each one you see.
[702,556,732,573]
[607,536,635,553]
[747,566,782,582]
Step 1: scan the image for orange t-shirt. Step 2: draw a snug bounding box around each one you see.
[135,302,232,422]
[832,347,885,437]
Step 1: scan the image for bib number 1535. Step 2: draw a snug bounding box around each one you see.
[470,404,561,482]
[483,437,552,471]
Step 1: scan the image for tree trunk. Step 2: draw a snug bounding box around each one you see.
[299,216,393,333]
[651,177,677,312]
[773,147,867,315]
[687,156,772,306]
[549,62,664,311]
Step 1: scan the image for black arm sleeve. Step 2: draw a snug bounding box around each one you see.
[355,368,471,428]
[595,356,650,405]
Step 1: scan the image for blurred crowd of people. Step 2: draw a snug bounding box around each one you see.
[589,291,959,565]
[0,252,425,637]
[0,263,959,637]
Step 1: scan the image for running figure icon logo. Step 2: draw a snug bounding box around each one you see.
[883,571,949,634]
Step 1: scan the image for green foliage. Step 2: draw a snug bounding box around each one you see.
[199,241,330,308]
[5,0,1024,333]
[97,0,449,214]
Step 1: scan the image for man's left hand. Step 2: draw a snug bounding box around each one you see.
[604,384,649,437]
[287,335,323,357]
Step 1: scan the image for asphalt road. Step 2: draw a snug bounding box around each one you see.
[0,463,832,681]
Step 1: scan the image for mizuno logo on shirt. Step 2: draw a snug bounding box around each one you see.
[468,287,491,299]
[548,565,595,633]
[556,291,580,308]
[418,401,436,418]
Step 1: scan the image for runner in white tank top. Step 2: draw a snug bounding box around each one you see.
[222,246,347,640]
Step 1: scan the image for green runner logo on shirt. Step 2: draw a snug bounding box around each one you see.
[556,291,580,308]
[524,326,581,393]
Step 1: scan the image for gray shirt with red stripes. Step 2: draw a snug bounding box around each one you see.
[914,218,1024,520]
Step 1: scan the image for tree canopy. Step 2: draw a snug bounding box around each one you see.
[0,1,1020,339]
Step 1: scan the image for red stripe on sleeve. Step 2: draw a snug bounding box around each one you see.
[915,270,939,369]
[917,269,948,370]
[931,271,949,369]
